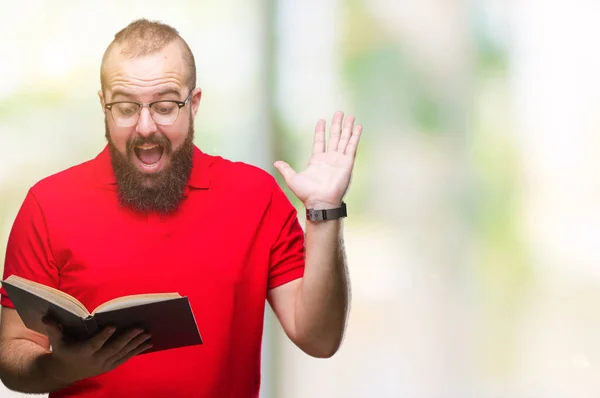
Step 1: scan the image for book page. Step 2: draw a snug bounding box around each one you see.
[3,275,90,318]
[93,293,181,313]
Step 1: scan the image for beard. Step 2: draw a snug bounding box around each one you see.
[105,118,194,215]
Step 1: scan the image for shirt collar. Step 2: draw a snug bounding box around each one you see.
[94,145,211,189]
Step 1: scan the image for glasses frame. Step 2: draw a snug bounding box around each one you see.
[104,89,195,126]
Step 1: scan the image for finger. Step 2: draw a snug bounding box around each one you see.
[312,119,326,154]
[106,333,151,364]
[87,326,117,353]
[99,328,144,359]
[273,161,297,183]
[345,124,363,157]
[327,111,344,153]
[336,115,355,153]
[42,319,63,348]
[94,328,141,359]
[112,342,153,368]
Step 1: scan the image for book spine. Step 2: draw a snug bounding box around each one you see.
[82,316,98,338]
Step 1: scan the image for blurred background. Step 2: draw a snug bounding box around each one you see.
[2,0,600,397]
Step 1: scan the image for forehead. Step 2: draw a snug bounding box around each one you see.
[103,41,188,94]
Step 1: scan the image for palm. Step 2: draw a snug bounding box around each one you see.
[274,111,363,209]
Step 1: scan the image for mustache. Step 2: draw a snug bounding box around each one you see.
[126,134,172,158]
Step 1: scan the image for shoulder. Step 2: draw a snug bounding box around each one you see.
[28,157,97,204]
[9,156,98,232]
[205,153,280,193]
[201,153,297,214]
[205,154,299,219]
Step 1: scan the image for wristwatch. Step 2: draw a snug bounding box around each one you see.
[306,202,347,221]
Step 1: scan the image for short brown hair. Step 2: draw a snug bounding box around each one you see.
[100,18,196,92]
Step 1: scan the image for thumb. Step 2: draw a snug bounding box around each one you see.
[273,161,296,183]
[42,317,63,347]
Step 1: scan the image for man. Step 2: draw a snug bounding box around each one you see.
[0,18,362,397]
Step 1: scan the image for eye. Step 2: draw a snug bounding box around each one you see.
[115,103,139,116]
[153,102,178,115]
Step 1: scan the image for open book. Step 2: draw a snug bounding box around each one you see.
[1,275,202,354]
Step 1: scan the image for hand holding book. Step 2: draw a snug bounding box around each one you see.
[1,275,203,354]
[38,317,152,386]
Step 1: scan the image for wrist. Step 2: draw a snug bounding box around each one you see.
[304,200,343,210]
[305,201,347,221]
[36,354,74,389]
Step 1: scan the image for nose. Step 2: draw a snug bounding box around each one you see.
[136,106,157,137]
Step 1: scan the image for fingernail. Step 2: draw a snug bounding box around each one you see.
[107,327,116,335]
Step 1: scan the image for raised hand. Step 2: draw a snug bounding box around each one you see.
[42,318,152,386]
[274,111,363,209]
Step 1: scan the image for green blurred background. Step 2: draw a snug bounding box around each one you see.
[3,1,600,397]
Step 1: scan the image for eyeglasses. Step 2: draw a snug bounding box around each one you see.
[105,90,194,127]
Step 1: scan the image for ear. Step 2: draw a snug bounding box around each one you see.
[191,88,202,118]
[98,90,106,113]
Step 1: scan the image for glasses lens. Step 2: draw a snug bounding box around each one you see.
[112,103,140,126]
[109,101,183,126]
[151,101,180,125]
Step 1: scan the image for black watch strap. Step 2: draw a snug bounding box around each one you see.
[306,202,347,221]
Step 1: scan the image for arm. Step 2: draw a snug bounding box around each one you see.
[0,307,151,393]
[0,190,150,392]
[0,190,65,392]
[270,111,362,358]
[0,307,64,393]
[268,219,349,358]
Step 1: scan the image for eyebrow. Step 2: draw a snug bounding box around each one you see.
[157,88,183,97]
[110,88,183,101]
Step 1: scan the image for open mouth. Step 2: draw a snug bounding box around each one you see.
[134,144,164,169]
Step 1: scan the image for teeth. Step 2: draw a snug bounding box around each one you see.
[140,160,159,168]
[137,144,159,150]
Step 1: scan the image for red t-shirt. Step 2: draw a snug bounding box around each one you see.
[1,145,305,397]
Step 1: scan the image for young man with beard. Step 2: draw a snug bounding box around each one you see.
[0,18,363,398]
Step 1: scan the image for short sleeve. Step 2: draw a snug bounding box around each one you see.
[267,179,305,290]
[1,190,59,308]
